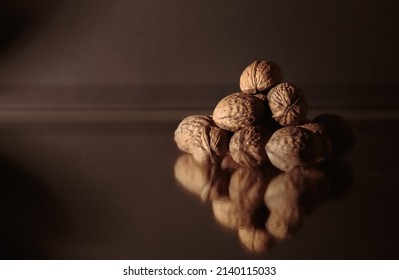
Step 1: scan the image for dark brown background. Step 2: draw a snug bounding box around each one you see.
[0,0,399,260]
[0,0,398,86]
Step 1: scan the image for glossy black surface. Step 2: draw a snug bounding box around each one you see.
[0,86,398,259]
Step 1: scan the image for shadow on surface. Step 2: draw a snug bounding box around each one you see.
[0,153,68,259]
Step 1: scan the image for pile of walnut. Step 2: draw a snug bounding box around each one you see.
[174,59,355,171]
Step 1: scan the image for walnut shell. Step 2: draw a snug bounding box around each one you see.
[266,126,322,171]
[267,83,308,126]
[229,126,271,167]
[174,115,230,164]
[299,122,332,161]
[213,92,264,132]
[174,154,229,201]
[209,126,230,157]
[240,60,283,94]
[174,115,212,151]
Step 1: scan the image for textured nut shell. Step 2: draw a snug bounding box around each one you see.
[238,228,270,252]
[174,115,229,164]
[240,60,283,94]
[299,122,332,161]
[266,126,322,171]
[213,92,264,132]
[174,115,213,152]
[174,154,229,201]
[209,126,230,157]
[267,83,308,126]
[229,126,271,167]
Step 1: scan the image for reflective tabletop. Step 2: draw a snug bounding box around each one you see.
[0,85,398,259]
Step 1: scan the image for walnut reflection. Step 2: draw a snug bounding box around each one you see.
[212,167,273,231]
[264,167,329,239]
[265,159,353,242]
[174,154,353,253]
[212,166,276,252]
[174,154,229,201]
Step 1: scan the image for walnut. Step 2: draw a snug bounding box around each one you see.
[229,126,271,167]
[239,60,283,94]
[266,126,322,171]
[209,126,230,158]
[313,114,356,157]
[174,115,230,164]
[299,122,332,161]
[238,227,270,252]
[267,83,308,126]
[174,154,229,201]
[212,92,264,132]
